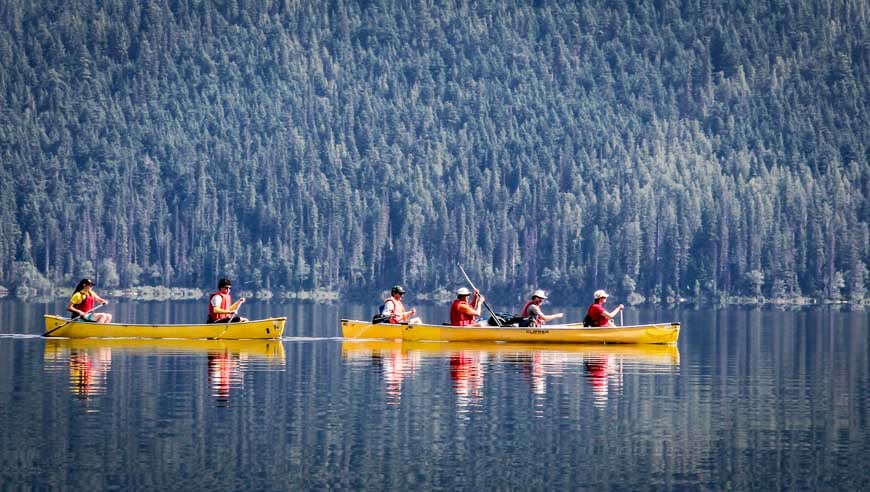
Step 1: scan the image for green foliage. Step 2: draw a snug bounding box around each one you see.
[1,0,867,304]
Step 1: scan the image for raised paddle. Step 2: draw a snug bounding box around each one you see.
[457,263,502,327]
[43,304,105,337]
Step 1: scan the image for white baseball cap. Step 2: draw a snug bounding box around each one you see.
[531,289,548,299]
[456,287,472,296]
[593,289,609,300]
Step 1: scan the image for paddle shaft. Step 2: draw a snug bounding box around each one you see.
[457,263,502,327]
[43,304,105,337]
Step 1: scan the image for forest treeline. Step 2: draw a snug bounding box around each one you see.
[0,0,867,305]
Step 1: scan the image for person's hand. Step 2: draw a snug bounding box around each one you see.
[556,313,564,319]
[410,308,416,316]
[101,300,109,305]
[618,304,624,311]
[239,297,246,304]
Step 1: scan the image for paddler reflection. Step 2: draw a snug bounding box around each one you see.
[208,350,245,405]
[341,341,678,408]
[67,347,112,400]
[45,339,286,405]
[450,351,486,411]
[583,354,621,408]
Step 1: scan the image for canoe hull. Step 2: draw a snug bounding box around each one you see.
[341,319,679,344]
[43,315,286,339]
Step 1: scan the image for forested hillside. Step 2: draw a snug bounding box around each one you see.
[1,0,867,304]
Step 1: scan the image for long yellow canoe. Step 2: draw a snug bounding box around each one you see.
[341,319,680,344]
[43,315,286,339]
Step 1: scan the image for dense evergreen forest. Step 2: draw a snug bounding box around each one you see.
[1,0,867,305]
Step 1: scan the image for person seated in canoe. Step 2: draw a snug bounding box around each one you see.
[585,290,624,327]
[381,285,421,324]
[207,278,248,323]
[67,278,113,323]
[521,289,564,326]
[449,287,488,326]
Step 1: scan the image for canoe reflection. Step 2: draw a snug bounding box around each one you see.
[342,341,679,408]
[44,339,286,406]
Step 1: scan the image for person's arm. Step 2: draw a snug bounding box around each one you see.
[540,312,564,322]
[606,304,624,319]
[91,291,109,305]
[211,295,243,315]
[459,295,485,317]
[398,306,416,322]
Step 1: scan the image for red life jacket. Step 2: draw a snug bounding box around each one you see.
[521,300,542,326]
[450,299,475,326]
[383,296,407,324]
[72,292,95,314]
[208,291,232,321]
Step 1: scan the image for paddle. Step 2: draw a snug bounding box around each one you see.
[457,263,502,327]
[43,304,105,337]
[215,305,243,339]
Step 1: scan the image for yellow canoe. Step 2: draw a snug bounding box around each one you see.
[43,315,286,339]
[44,337,286,359]
[341,319,680,344]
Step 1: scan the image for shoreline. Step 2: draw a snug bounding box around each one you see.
[2,285,864,309]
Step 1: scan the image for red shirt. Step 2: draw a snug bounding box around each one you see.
[586,303,609,327]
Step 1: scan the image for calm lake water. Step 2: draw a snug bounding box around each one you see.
[0,299,867,490]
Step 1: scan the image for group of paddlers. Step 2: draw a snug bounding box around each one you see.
[66,277,248,325]
[376,285,625,328]
[66,276,625,329]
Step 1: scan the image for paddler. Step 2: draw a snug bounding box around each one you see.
[584,290,624,327]
[449,287,487,326]
[520,289,564,326]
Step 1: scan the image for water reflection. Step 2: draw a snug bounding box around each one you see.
[342,341,680,411]
[44,339,286,407]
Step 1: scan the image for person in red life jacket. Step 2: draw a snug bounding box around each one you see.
[67,278,112,323]
[585,290,624,327]
[381,285,421,324]
[207,278,248,323]
[449,287,487,326]
[521,289,564,326]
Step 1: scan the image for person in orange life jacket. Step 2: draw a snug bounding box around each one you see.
[521,289,564,326]
[207,278,248,323]
[67,278,113,323]
[585,290,624,327]
[449,287,487,326]
[381,285,421,324]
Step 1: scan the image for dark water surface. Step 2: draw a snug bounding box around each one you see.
[0,300,867,490]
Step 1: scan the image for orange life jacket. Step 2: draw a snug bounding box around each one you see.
[208,291,231,321]
[450,299,475,326]
[383,296,407,324]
